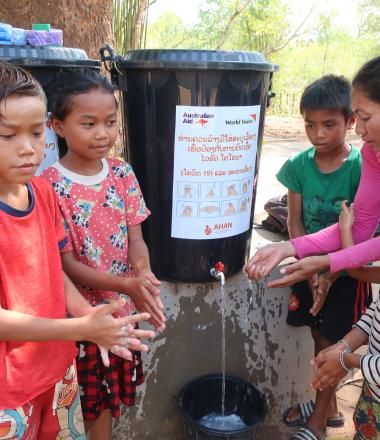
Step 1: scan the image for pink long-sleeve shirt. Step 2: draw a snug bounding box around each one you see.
[291,143,380,273]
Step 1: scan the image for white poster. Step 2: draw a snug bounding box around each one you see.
[171,105,261,239]
[35,117,59,176]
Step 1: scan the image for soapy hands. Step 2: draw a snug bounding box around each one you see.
[122,269,166,331]
[310,342,348,391]
[87,302,155,367]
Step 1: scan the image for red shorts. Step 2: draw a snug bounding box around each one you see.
[0,364,84,440]
[76,342,144,421]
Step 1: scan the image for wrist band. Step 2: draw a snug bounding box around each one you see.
[339,349,351,373]
[338,339,351,352]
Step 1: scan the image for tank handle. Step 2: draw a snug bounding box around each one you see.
[99,44,124,86]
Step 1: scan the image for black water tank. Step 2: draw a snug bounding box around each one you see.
[110,49,278,282]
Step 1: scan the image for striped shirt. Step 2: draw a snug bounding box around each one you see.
[355,299,380,402]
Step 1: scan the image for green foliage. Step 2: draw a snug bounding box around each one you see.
[358,0,380,37]
[234,0,291,54]
[146,12,188,48]
[143,0,380,114]
[113,0,150,54]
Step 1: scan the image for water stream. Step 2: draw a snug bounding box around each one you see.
[198,271,246,431]
[220,280,226,421]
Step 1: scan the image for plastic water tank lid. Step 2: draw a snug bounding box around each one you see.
[0,44,99,67]
[118,49,278,72]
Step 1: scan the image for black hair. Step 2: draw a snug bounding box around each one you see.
[352,56,380,104]
[49,68,115,156]
[300,74,353,121]
[49,67,115,121]
[0,62,46,108]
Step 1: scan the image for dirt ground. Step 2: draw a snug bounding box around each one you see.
[264,115,307,140]
[264,114,362,145]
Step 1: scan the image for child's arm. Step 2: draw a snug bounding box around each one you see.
[310,326,369,390]
[287,190,338,315]
[127,224,161,291]
[62,271,154,365]
[127,224,165,322]
[311,298,378,391]
[0,293,149,350]
[339,201,380,281]
[286,190,306,239]
[61,249,166,331]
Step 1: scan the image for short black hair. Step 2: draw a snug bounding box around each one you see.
[49,67,115,122]
[300,74,353,121]
[0,62,46,108]
[353,56,380,105]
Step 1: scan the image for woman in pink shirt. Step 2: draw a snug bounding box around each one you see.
[245,55,380,288]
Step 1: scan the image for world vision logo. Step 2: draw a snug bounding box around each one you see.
[205,222,233,236]
[225,113,257,125]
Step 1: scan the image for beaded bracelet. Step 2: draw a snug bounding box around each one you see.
[338,339,351,352]
[339,348,352,373]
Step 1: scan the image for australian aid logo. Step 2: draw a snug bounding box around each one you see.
[205,222,233,237]
[182,111,215,126]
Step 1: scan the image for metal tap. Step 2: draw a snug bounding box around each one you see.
[210,261,225,286]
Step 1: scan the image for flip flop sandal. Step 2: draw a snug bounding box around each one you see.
[283,400,345,428]
[326,411,345,427]
[283,400,315,427]
[291,426,327,440]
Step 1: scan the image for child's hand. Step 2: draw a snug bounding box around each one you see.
[122,277,166,331]
[339,200,354,231]
[309,273,332,316]
[81,301,151,348]
[310,347,348,391]
[137,268,164,311]
[99,345,132,367]
[98,322,155,366]
[244,241,296,280]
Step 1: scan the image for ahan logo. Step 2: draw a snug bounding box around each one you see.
[205,225,212,236]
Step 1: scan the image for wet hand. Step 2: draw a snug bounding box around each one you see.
[310,349,346,391]
[244,241,296,280]
[97,312,155,366]
[267,256,330,288]
[137,268,165,311]
[309,274,332,316]
[82,301,151,348]
[123,277,166,331]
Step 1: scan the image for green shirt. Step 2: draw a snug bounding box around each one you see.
[276,146,361,234]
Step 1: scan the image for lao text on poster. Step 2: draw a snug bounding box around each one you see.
[36,115,59,176]
[171,105,260,239]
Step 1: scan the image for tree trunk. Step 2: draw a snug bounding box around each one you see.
[0,0,114,59]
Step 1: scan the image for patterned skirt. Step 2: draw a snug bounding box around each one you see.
[354,382,380,439]
[76,341,144,421]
